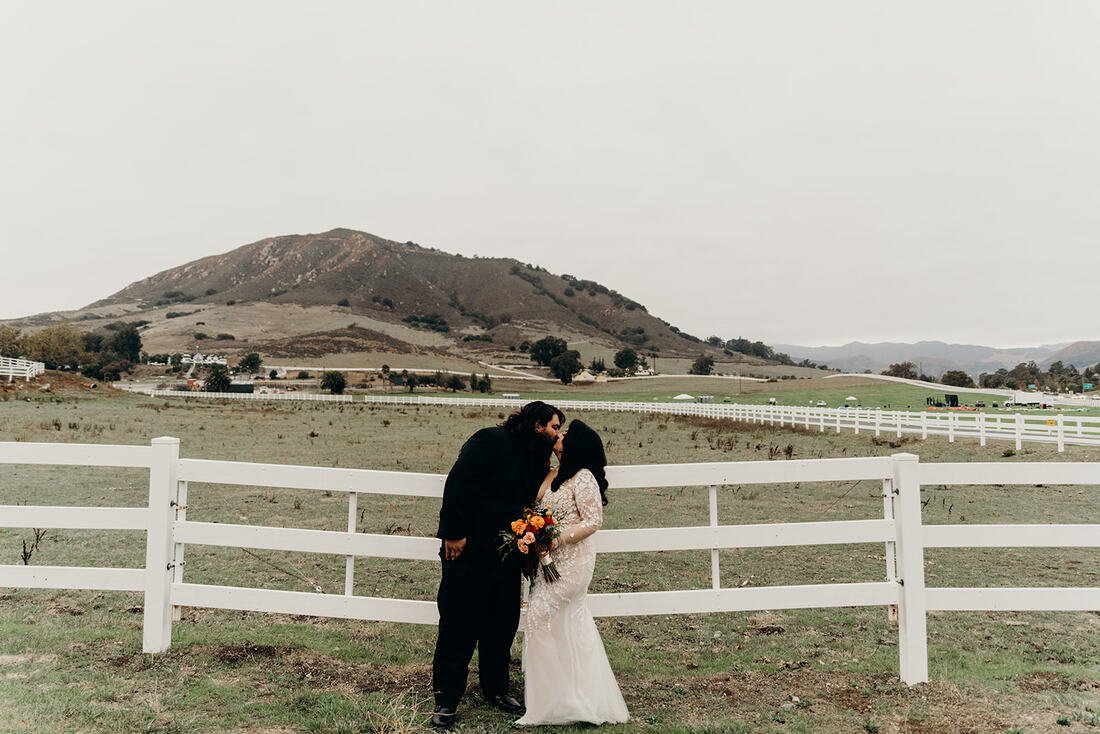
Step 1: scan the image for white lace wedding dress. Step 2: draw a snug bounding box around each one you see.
[517,468,629,726]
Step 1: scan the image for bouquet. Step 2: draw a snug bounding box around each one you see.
[498,505,561,582]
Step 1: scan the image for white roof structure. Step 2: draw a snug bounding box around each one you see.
[672,393,694,401]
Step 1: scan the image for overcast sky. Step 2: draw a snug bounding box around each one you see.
[1,2,1097,348]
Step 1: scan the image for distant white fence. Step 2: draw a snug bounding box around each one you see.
[0,356,46,382]
[146,390,1100,452]
[2,439,1098,685]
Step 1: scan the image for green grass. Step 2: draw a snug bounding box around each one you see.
[0,388,1097,733]
[357,374,1100,416]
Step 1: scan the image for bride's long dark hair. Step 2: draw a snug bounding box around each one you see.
[550,420,609,505]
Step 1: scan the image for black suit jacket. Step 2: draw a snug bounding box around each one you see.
[436,426,548,558]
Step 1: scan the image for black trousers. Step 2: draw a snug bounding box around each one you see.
[431,546,521,709]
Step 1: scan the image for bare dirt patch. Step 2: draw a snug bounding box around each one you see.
[1015,670,1098,693]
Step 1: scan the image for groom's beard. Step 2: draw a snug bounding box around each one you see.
[526,431,556,461]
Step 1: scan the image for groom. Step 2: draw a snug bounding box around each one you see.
[430,400,564,728]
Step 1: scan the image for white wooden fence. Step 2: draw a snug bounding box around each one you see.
[147,390,1100,452]
[0,356,46,382]
[2,439,1098,684]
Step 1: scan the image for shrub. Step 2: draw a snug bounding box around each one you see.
[337,298,350,307]
[193,333,208,340]
[204,364,231,392]
[530,336,567,366]
[549,350,582,384]
[689,354,715,375]
[321,371,347,395]
[614,348,638,370]
[238,353,262,373]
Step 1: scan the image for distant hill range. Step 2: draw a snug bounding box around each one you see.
[5,228,754,364]
[775,340,1100,376]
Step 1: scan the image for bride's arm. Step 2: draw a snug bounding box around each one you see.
[559,470,603,545]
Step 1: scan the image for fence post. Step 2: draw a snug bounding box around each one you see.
[170,480,188,623]
[1015,413,1023,451]
[978,413,986,447]
[891,452,928,684]
[882,477,897,625]
[143,436,179,654]
[345,491,358,595]
[1056,415,1065,453]
[708,486,720,590]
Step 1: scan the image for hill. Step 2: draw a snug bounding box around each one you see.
[4,228,763,367]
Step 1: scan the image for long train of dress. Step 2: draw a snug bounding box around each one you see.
[516,469,629,726]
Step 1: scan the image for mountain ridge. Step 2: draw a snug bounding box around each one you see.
[776,339,1100,375]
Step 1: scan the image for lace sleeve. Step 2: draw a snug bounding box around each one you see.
[562,469,604,545]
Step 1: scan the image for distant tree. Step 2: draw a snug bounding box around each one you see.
[882,362,918,379]
[22,323,87,368]
[204,364,231,392]
[530,336,568,366]
[689,354,715,376]
[337,298,350,307]
[706,335,723,347]
[549,350,583,384]
[589,357,606,373]
[107,325,142,362]
[446,374,466,392]
[980,369,1009,389]
[82,332,103,354]
[613,347,638,371]
[940,370,975,388]
[321,371,347,394]
[405,373,419,393]
[297,370,311,380]
[478,373,491,393]
[268,369,279,380]
[0,325,22,357]
[238,352,262,373]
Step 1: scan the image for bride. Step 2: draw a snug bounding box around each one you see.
[517,420,629,726]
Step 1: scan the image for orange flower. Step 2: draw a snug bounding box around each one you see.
[522,532,536,545]
[511,519,527,536]
[529,516,545,530]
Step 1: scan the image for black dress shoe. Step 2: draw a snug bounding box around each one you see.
[486,693,525,715]
[430,705,457,728]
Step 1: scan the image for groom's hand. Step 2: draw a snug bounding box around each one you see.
[444,537,466,560]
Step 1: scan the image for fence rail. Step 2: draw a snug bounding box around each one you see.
[0,356,46,382]
[146,390,1100,452]
[1,439,1098,684]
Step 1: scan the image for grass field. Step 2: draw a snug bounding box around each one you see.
[345,374,1100,417]
[0,385,1097,733]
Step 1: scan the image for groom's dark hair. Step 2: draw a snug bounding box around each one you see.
[500,400,565,436]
